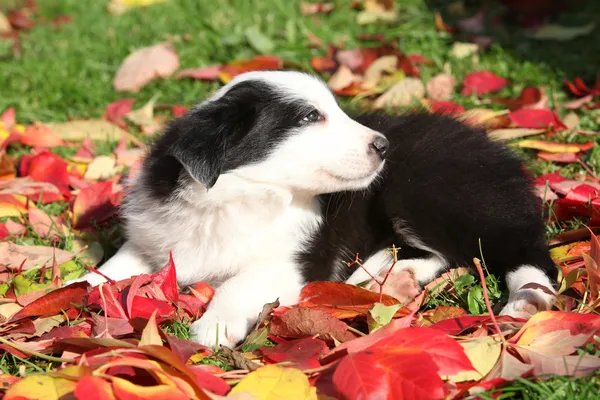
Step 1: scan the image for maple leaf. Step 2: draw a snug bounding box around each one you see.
[461,71,508,96]
[113,42,180,93]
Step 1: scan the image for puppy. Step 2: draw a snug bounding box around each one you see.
[72,70,557,348]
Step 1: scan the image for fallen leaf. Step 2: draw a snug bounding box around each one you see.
[139,310,162,346]
[362,55,397,89]
[108,0,168,15]
[175,65,221,80]
[103,99,135,129]
[327,65,361,93]
[537,151,580,163]
[374,77,425,108]
[514,140,593,153]
[491,87,544,111]
[461,71,508,96]
[416,306,468,327]
[299,2,334,16]
[563,94,593,110]
[4,374,77,400]
[511,311,600,346]
[84,156,119,180]
[271,307,356,342]
[449,42,479,59]
[20,123,65,147]
[47,119,128,142]
[488,128,546,141]
[261,337,327,370]
[427,100,465,115]
[426,73,455,100]
[444,336,502,382]
[527,22,596,41]
[230,364,317,399]
[357,0,398,25]
[367,302,403,332]
[219,55,282,83]
[10,281,88,321]
[0,242,75,270]
[28,205,64,239]
[509,109,567,130]
[74,376,117,400]
[113,42,180,92]
[72,180,119,229]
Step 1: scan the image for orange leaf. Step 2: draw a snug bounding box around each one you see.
[20,123,65,147]
[510,311,600,346]
[74,376,116,400]
[435,12,457,33]
[111,377,190,400]
[515,140,594,153]
[537,151,581,163]
[219,56,282,83]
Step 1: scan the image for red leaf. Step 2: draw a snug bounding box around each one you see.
[509,109,567,130]
[177,294,208,318]
[72,180,118,229]
[73,137,96,161]
[270,307,357,342]
[125,274,153,318]
[537,151,580,163]
[491,87,542,110]
[21,151,70,198]
[310,56,338,73]
[9,281,89,322]
[333,348,446,400]
[20,124,65,147]
[129,296,176,323]
[461,71,508,96]
[189,282,215,304]
[564,184,600,206]
[187,367,231,396]
[1,107,15,130]
[74,376,115,400]
[408,54,434,65]
[261,337,328,370]
[104,99,136,129]
[219,56,282,83]
[428,100,465,115]
[335,44,417,76]
[510,311,600,346]
[164,335,211,364]
[564,75,600,97]
[298,281,403,318]
[175,65,221,81]
[28,205,63,239]
[152,252,179,303]
[171,106,189,118]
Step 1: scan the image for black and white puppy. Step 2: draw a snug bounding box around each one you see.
[72,71,557,347]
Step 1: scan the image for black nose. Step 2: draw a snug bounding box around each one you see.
[369,136,389,158]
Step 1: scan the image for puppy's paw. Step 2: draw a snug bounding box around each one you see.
[499,287,555,320]
[366,268,422,304]
[63,272,107,287]
[189,308,250,349]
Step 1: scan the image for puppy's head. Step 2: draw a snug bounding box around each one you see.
[147,70,387,196]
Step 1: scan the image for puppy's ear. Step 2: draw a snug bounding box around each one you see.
[168,86,258,189]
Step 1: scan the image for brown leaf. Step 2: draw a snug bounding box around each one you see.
[373,77,425,109]
[113,42,180,93]
[270,307,357,342]
[219,346,261,371]
[327,65,361,93]
[0,242,74,270]
[426,73,456,101]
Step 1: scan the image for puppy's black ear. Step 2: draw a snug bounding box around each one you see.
[167,85,259,189]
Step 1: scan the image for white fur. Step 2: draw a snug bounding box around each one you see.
[500,265,556,319]
[69,71,386,348]
[346,249,447,285]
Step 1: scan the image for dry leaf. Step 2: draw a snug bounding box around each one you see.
[46,120,128,142]
[562,112,580,130]
[357,0,397,25]
[0,242,75,270]
[426,73,456,100]
[125,96,162,135]
[488,128,546,141]
[113,42,180,92]
[449,42,479,59]
[328,65,361,92]
[362,55,398,89]
[374,77,425,109]
[84,156,120,181]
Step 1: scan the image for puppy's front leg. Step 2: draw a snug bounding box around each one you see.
[190,264,304,348]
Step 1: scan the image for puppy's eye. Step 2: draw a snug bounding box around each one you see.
[302,110,323,123]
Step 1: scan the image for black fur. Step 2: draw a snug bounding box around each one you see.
[298,112,558,286]
[142,80,316,199]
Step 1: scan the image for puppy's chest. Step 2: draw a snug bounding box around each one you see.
[174,199,322,284]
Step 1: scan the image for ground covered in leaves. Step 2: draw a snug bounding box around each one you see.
[1,0,600,399]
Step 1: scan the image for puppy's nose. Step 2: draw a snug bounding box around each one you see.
[369,136,389,158]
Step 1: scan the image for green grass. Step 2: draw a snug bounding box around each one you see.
[2,0,600,397]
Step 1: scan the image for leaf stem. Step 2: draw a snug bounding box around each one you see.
[472,257,508,347]
[0,336,75,364]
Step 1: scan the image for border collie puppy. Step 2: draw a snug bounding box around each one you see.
[71,70,557,348]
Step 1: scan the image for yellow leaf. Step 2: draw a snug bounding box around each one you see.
[139,309,162,346]
[527,23,596,41]
[4,374,76,400]
[449,42,479,60]
[84,156,120,181]
[373,77,425,109]
[362,55,398,90]
[514,140,582,153]
[0,303,23,320]
[230,364,317,400]
[488,128,546,141]
[108,0,168,15]
[46,120,128,142]
[443,336,502,383]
